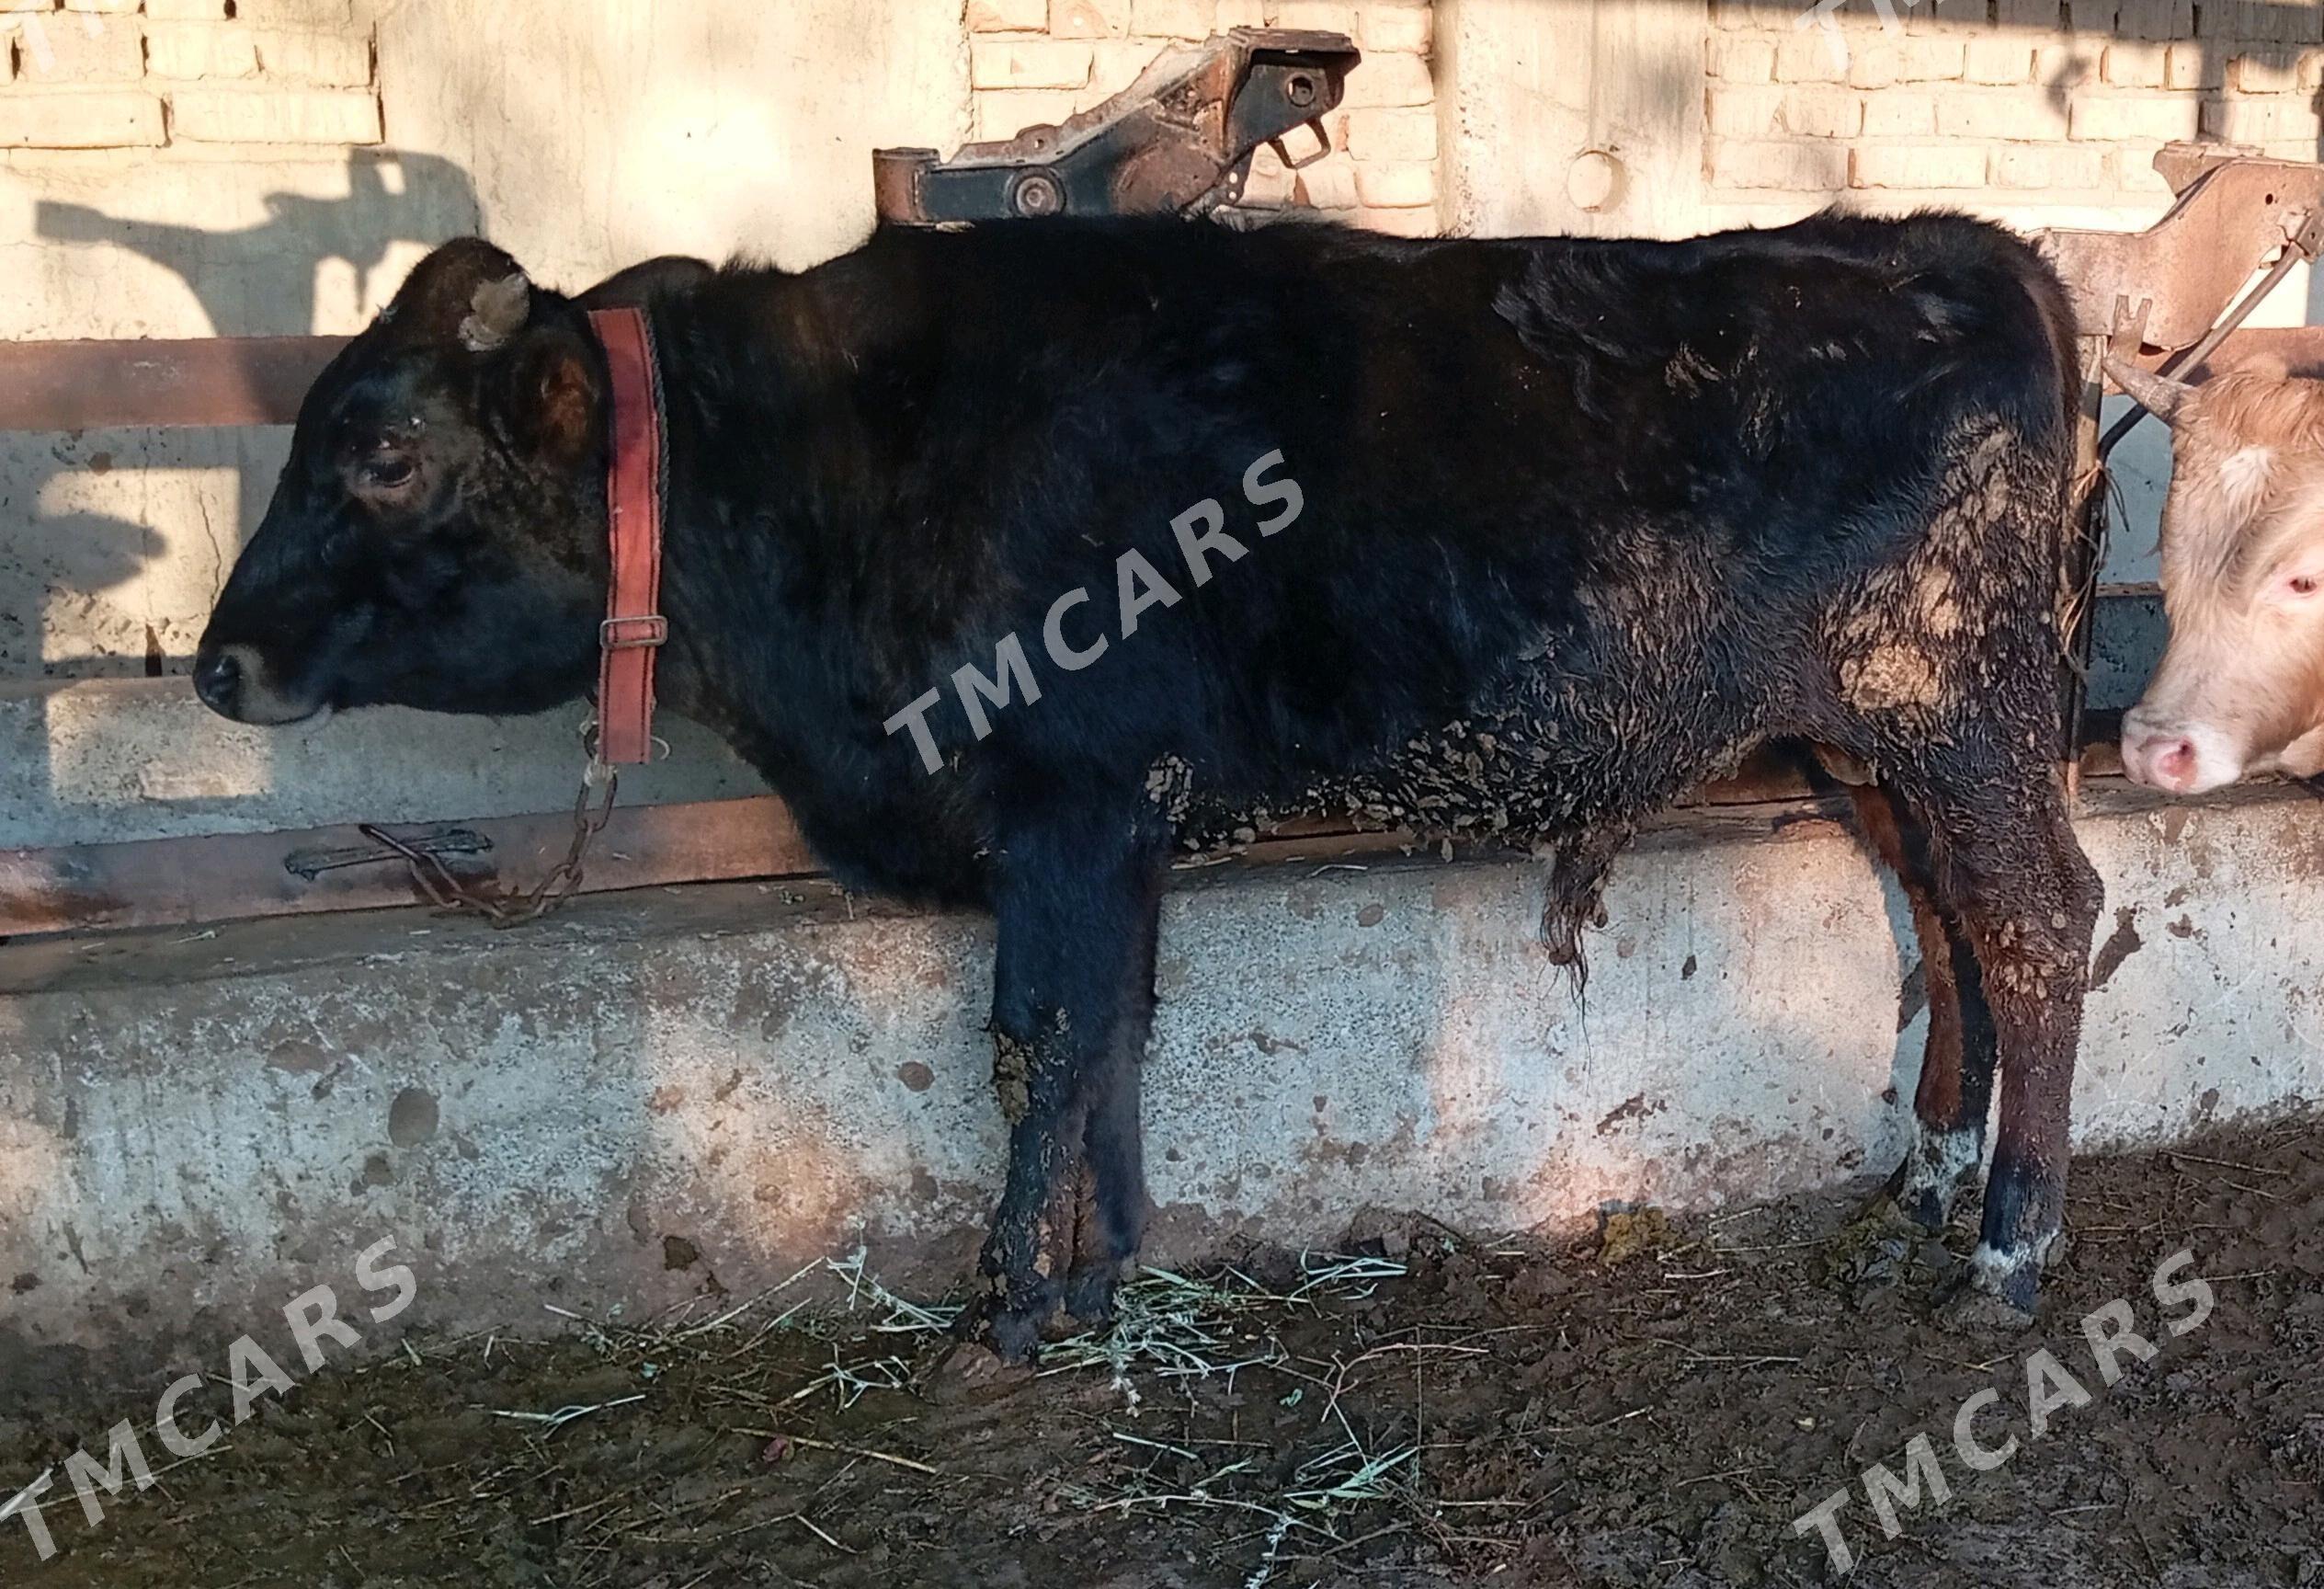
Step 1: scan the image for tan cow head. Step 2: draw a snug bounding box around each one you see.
[2108,356,2324,794]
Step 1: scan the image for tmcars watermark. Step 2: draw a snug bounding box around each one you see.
[883,450,1304,775]
[0,8,109,76]
[1793,1246,2215,1574]
[0,1238,417,1562]
[1796,0,1922,72]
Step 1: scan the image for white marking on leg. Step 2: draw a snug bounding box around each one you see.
[1967,1239,2030,1293]
[1898,1123,1983,1211]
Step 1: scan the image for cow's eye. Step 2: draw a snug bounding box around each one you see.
[360,454,417,491]
[2292,575,2320,598]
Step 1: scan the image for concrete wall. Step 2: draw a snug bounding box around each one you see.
[2,783,2317,1349]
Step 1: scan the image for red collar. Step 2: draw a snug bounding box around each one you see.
[587,306,668,765]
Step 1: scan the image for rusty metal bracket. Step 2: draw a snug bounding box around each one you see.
[283,826,492,882]
[2095,203,2324,459]
[873,28,1359,223]
[2044,146,2324,356]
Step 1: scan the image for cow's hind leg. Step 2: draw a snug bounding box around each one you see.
[968,795,1162,1362]
[1907,766,2101,1319]
[1846,780,1998,1230]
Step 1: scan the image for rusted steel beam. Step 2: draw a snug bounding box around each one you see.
[0,796,817,938]
[0,336,347,431]
[2190,326,2324,381]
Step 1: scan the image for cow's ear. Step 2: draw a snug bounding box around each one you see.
[2104,354,2193,426]
[384,237,533,349]
[501,327,601,465]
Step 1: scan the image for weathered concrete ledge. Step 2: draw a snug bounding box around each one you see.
[0,676,768,848]
[0,783,2318,1354]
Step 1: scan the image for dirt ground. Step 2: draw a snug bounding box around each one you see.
[1,1115,2318,1589]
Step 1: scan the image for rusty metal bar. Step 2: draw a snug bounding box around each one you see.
[0,336,347,430]
[2099,208,2324,459]
[2187,325,2324,380]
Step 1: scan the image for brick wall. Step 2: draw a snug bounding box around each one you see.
[0,0,376,153]
[1707,0,2324,213]
[967,0,1440,234]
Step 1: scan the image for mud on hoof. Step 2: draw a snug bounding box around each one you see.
[1854,1184,1936,1234]
[955,1278,1063,1366]
[1064,1261,1125,1326]
[1824,1196,1942,1307]
[1933,1240,2046,1335]
[1882,1126,1986,1232]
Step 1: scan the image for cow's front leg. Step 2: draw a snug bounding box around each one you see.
[971,801,1163,1363]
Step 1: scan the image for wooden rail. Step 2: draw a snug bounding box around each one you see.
[0,337,347,430]
[0,725,2137,940]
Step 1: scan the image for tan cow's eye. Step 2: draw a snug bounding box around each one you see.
[2293,576,2319,597]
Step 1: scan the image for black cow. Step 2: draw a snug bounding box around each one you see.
[197,213,2099,1360]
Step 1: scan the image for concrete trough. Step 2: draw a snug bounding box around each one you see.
[0,675,768,849]
[1,780,2318,1357]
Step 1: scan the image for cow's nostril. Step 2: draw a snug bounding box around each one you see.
[2146,736,2198,792]
[194,648,243,714]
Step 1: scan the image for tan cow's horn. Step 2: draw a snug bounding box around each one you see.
[2103,354,2193,425]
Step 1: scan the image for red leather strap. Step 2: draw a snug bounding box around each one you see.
[588,307,666,766]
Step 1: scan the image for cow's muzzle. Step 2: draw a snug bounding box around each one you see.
[193,643,328,726]
[2120,708,2237,795]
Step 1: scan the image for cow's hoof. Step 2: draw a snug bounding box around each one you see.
[1856,1185,1934,1234]
[1064,1262,1123,1327]
[924,1341,1032,1405]
[1935,1249,2039,1335]
[1823,1195,1927,1300]
[1935,1286,2036,1335]
[984,1301,1046,1365]
[1884,1179,1954,1234]
[953,1283,1057,1365]
[1882,1126,1985,1231]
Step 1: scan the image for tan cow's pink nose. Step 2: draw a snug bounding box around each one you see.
[2128,732,2200,793]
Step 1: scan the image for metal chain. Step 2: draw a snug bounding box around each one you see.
[359,759,619,930]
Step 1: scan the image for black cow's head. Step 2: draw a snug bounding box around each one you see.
[195,238,608,726]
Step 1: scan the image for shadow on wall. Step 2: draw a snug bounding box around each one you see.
[4,150,484,684]
[34,151,482,343]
